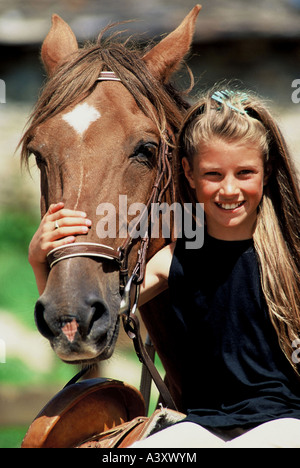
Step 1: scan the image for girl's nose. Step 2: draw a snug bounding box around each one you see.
[219,176,239,196]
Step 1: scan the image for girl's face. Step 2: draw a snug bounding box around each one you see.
[182,138,268,240]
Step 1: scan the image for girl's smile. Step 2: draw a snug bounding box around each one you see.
[216,201,245,211]
[182,138,268,240]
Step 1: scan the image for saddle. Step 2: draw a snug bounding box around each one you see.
[21,378,185,448]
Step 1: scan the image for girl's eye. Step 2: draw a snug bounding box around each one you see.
[204,171,221,177]
[239,169,254,175]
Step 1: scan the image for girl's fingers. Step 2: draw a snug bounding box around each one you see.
[35,225,88,258]
[53,216,92,229]
[46,203,88,222]
[48,202,65,215]
[49,236,76,248]
[35,220,91,252]
[52,208,87,220]
[44,207,91,233]
[51,224,90,239]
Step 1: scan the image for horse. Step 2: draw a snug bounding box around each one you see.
[20,5,201,413]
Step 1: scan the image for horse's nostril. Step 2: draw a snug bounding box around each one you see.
[86,300,108,336]
[34,299,55,340]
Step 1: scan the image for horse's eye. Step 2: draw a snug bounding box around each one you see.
[30,150,46,168]
[131,142,158,165]
[34,152,46,167]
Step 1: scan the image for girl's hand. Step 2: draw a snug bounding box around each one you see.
[29,202,92,267]
[28,203,92,295]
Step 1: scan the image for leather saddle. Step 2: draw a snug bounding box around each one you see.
[21,378,185,448]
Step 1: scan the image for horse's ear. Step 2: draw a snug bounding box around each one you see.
[143,5,201,83]
[41,14,78,76]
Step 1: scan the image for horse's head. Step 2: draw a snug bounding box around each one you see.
[21,6,200,364]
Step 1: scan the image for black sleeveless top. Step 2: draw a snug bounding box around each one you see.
[168,234,300,429]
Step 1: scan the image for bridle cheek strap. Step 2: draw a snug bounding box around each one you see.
[45,70,178,410]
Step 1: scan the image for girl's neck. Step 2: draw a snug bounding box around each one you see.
[206,222,255,241]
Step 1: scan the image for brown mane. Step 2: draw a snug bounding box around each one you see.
[20,27,190,166]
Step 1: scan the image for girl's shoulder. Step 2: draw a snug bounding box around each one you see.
[149,242,176,273]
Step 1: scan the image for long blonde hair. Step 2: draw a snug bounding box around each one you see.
[177,85,300,371]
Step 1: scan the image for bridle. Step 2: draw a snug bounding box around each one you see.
[47,136,174,290]
[47,128,174,309]
[46,71,177,410]
[47,71,174,291]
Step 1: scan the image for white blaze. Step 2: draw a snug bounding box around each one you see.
[62,102,101,135]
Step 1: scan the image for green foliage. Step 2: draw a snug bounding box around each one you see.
[0,210,38,255]
[0,356,76,387]
[0,426,27,448]
[0,211,39,328]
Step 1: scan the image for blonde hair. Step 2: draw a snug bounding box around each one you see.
[177,85,300,372]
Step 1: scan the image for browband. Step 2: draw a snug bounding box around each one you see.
[97,71,121,82]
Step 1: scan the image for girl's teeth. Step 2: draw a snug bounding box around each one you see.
[219,202,243,210]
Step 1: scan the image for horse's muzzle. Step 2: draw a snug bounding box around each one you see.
[34,294,119,362]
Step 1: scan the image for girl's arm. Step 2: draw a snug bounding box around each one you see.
[28,202,92,295]
[138,242,175,307]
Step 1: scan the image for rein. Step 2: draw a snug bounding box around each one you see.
[47,71,177,411]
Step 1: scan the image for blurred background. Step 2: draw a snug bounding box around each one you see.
[0,0,299,448]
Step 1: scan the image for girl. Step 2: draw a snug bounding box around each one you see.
[29,86,300,447]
